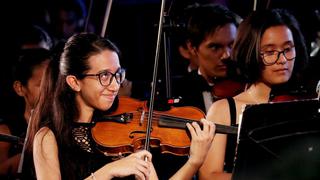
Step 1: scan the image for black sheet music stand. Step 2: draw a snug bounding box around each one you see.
[232,98,320,180]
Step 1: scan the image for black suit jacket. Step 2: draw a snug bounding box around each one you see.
[171,70,213,113]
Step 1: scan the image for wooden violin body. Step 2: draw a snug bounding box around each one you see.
[269,82,318,102]
[211,78,245,100]
[92,96,205,156]
[92,96,237,156]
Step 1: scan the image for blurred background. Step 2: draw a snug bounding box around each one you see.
[0,0,319,112]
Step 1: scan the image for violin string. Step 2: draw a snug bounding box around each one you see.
[131,111,196,123]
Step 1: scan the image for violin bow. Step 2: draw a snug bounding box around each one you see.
[16,110,33,180]
[145,0,166,152]
[84,0,94,32]
[253,0,271,11]
[100,0,114,37]
[0,133,22,144]
[163,0,176,99]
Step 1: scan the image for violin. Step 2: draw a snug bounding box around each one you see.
[210,59,246,100]
[91,96,237,156]
[211,78,246,100]
[269,81,318,102]
[0,133,23,145]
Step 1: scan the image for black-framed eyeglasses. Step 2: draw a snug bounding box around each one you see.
[82,68,126,87]
[260,46,296,66]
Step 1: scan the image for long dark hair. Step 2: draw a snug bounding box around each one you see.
[10,48,51,120]
[26,33,120,179]
[232,9,308,84]
[12,48,51,85]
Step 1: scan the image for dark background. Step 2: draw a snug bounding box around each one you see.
[0,0,319,110]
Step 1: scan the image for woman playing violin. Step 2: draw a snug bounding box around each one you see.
[25,32,215,180]
[199,9,309,180]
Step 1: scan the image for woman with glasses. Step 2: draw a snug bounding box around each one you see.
[199,9,308,180]
[24,32,215,180]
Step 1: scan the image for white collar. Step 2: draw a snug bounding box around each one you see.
[198,69,214,86]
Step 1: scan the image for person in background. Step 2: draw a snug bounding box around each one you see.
[0,24,53,122]
[147,4,240,179]
[0,48,51,179]
[48,0,95,42]
[302,9,320,98]
[24,33,215,180]
[199,8,309,180]
[17,25,53,50]
[174,4,200,76]
[171,3,242,113]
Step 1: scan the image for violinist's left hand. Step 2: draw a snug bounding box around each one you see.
[186,119,215,168]
[169,119,215,180]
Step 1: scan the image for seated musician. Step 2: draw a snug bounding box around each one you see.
[199,9,310,180]
[171,3,242,113]
[24,33,215,180]
[0,48,51,179]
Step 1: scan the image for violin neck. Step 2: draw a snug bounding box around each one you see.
[158,115,238,135]
[214,123,238,134]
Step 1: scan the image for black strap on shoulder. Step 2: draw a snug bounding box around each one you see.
[224,97,237,172]
[227,97,236,126]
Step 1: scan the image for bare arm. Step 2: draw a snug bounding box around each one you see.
[84,150,157,180]
[33,127,61,180]
[170,119,215,180]
[34,127,156,180]
[199,99,232,180]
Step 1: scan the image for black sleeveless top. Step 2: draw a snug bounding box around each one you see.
[66,122,113,179]
[224,97,238,173]
[19,122,133,180]
[69,122,135,180]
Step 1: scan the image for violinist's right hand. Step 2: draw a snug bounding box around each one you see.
[186,119,215,168]
[93,150,153,180]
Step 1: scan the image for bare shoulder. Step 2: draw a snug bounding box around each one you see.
[207,98,230,116]
[210,99,229,110]
[233,93,251,112]
[34,127,58,156]
[33,128,61,179]
[34,127,55,143]
[206,99,230,125]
